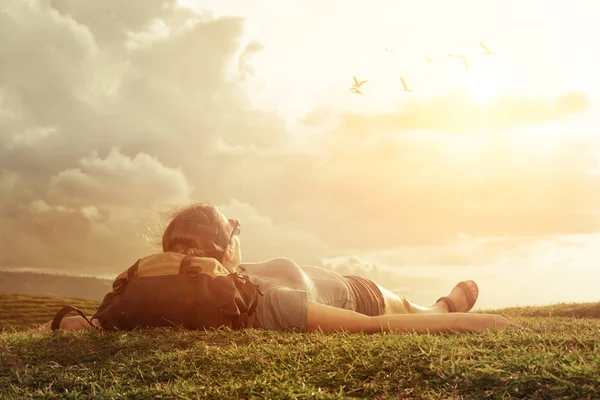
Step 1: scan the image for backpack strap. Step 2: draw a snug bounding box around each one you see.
[127,259,140,282]
[232,274,262,316]
[178,254,203,312]
[230,315,243,330]
[178,254,202,276]
[51,305,98,331]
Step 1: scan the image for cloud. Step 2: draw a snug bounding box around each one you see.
[0,148,192,274]
[343,235,549,268]
[213,132,600,251]
[0,0,286,177]
[6,126,60,151]
[48,0,188,47]
[0,0,292,275]
[238,40,264,79]
[0,169,20,201]
[2,0,600,296]
[48,147,191,208]
[218,199,333,265]
[332,90,590,136]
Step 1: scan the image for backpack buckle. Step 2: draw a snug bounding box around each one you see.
[179,254,203,280]
[185,265,202,280]
[112,277,127,293]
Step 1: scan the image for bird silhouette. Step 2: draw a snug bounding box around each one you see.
[350,87,364,96]
[479,41,497,55]
[448,54,469,70]
[352,76,368,88]
[400,76,412,92]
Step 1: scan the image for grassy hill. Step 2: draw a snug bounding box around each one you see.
[0,292,100,332]
[1,293,599,399]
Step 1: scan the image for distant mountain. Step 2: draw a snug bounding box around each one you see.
[0,271,112,301]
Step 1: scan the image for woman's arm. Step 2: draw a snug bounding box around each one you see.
[306,300,513,334]
[32,316,101,333]
[35,301,512,334]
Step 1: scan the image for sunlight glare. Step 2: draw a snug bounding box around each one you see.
[465,69,498,104]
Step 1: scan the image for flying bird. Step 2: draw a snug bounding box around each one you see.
[352,76,368,88]
[479,41,497,55]
[448,54,469,70]
[350,87,364,96]
[399,76,412,92]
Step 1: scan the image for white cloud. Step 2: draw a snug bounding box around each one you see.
[74,147,191,206]
[126,18,172,50]
[8,126,59,150]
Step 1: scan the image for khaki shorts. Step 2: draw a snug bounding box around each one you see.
[343,275,386,316]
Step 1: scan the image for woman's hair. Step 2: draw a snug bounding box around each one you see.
[162,203,231,260]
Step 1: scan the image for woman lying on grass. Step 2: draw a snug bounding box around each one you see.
[41,203,514,334]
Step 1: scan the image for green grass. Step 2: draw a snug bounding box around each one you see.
[1,293,599,399]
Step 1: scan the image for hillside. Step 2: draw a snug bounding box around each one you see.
[0,292,100,332]
[0,271,112,301]
[1,294,599,398]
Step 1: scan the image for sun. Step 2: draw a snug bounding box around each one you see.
[465,70,498,104]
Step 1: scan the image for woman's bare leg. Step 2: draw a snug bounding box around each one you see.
[378,281,479,315]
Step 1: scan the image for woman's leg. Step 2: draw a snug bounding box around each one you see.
[378,280,479,315]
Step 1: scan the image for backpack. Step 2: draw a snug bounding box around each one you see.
[50,252,263,331]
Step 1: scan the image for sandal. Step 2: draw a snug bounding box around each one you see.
[436,280,479,313]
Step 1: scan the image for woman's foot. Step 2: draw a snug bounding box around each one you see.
[434,280,479,313]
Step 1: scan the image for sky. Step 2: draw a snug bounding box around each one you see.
[1,0,599,309]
